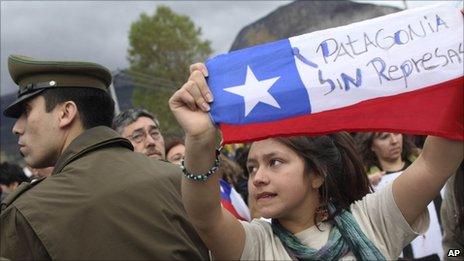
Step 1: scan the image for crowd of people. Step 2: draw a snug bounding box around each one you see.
[0,53,462,260]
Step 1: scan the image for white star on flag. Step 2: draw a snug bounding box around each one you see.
[224,66,281,117]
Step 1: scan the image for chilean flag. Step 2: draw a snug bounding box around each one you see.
[206,4,463,144]
[220,179,251,221]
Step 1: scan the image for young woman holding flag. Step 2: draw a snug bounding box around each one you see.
[168,63,463,260]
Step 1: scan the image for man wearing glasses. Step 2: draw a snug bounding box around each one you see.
[113,108,166,160]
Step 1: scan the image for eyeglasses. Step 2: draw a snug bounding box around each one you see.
[126,128,162,143]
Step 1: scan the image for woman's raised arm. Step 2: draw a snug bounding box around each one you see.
[168,63,246,260]
[393,136,463,225]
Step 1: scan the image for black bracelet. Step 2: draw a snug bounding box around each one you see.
[180,147,222,182]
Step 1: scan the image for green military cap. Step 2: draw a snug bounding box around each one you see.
[3,55,112,118]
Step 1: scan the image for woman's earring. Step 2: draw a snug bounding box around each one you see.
[316,205,329,222]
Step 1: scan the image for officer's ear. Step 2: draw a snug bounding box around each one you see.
[57,101,79,128]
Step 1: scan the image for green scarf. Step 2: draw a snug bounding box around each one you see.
[271,203,386,260]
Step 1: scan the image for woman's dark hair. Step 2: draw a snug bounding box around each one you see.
[219,154,246,189]
[274,132,372,220]
[42,87,115,129]
[234,146,250,204]
[455,161,464,231]
[355,132,419,170]
[235,145,250,178]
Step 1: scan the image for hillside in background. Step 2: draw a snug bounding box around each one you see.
[230,0,401,51]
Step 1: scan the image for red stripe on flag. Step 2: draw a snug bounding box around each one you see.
[220,77,464,144]
[221,199,247,221]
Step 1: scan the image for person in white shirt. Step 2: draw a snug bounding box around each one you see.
[168,63,463,260]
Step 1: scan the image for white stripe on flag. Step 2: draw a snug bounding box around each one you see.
[289,4,463,114]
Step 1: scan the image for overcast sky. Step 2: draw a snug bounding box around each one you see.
[1,0,457,95]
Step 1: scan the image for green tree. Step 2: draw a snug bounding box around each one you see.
[127,5,213,137]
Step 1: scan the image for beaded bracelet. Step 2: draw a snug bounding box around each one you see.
[180,147,222,182]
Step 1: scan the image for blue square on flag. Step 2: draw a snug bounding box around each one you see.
[206,39,311,125]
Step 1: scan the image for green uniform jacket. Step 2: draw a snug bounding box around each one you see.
[0,126,208,260]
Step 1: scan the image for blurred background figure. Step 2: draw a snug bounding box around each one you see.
[113,108,166,160]
[441,161,464,260]
[356,132,420,186]
[223,143,245,160]
[355,132,442,260]
[0,162,29,202]
[413,135,427,149]
[165,137,185,165]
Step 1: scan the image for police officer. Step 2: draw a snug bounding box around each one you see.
[0,55,208,260]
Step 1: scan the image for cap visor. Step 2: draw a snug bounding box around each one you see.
[3,89,45,118]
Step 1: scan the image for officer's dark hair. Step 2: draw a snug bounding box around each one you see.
[42,87,115,129]
[0,162,29,185]
[112,108,160,134]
